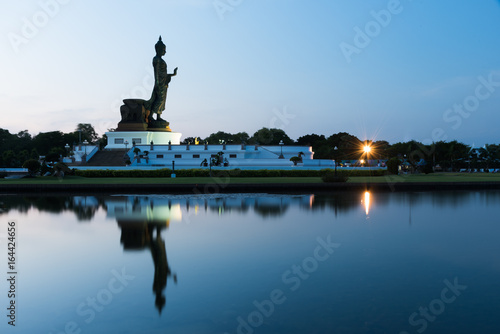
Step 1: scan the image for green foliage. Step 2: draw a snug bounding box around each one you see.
[321,171,349,183]
[98,134,108,150]
[72,168,385,178]
[249,128,294,145]
[54,162,73,175]
[22,159,41,176]
[203,131,249,144]
[2,150,17,167]
[1,125,494,173]
[40,163,53,175]
[296,134,326,147]
[75,169,173,178]
[387,158,401,175]
[176,169,210,177]
[33,131,65,156]
[76,123,99,144]
[422,162,433,174]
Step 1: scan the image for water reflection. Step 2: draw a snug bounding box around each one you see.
[2,190,500,316]
[2,191,500,221]
[117,220,175,313]
[107,196,181,314]
[0,193,359,220]
[2,190,500,333]
[363,191,371,216]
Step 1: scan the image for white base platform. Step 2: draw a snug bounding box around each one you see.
[105,131,182,149]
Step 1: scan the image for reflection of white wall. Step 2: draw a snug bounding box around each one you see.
[103,195,314,224]
[73,196,100,208]
[105,197,182,223]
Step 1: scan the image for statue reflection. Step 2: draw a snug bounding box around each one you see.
[117,213,177,314]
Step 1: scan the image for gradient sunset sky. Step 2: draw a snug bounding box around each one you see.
[1,0,499,146]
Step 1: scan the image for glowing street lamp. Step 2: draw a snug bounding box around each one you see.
[362,143,372,167]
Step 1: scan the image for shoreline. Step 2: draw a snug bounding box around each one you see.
[2,181,500,194]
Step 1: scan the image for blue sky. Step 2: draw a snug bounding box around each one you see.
[1,0,499,146]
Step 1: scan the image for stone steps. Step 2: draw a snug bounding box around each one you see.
[86,149,128,166]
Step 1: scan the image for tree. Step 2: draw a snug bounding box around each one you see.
[312,132,362,160]
[16,150,30,164]
[386,158,400,175]
[249,128,294,145]
[14,130,32,152]
[386,140,430,169]
[32,131,66,155]
[296,134,326,147]
[30,148,39,160]
[234,132,250,144]
[98,134,108,150]
[22,159,41,176]
[1,150,16,167]
[75,123,98,144]
[372,140,390,159]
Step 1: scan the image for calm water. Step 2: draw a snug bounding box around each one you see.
[1,190,500,334]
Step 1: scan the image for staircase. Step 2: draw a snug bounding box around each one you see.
[86,149,128,166]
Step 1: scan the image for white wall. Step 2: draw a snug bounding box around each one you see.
[128,144,314,168]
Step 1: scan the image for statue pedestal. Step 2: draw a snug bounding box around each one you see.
[105,131,182,149]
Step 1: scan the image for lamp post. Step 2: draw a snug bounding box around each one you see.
[83,140,89,153]
[334,146,338,176]
[64,143,70,157]
[279,140,284,159]
[124,140,129,151]
[82,140,89,163]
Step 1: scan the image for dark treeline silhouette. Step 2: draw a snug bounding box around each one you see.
[2,125,500,170]
[0,124,104,167]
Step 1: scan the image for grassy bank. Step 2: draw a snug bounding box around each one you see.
[1,173,500,185]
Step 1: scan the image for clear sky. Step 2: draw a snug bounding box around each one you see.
[1,0,499,146]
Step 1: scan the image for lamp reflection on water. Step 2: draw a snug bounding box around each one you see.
[362,191,371,216]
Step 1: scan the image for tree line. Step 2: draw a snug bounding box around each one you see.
[1,124,499,171]
[0,124,101,167]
